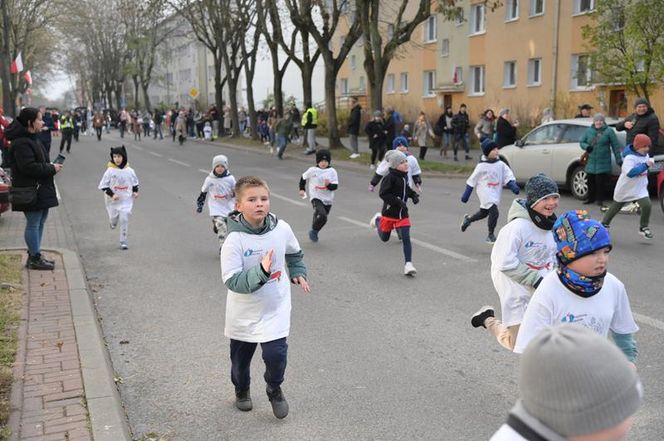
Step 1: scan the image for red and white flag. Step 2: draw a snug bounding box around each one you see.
[24,70,32,85]
[10,52,23,74]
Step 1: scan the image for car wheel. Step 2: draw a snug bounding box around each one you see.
[569,166,589,200]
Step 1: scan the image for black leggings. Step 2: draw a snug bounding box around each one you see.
[370,145,386,165]
[587,172,611,204]
[418,146,428,160]
[469,204,499,234]
[311,199,331,232]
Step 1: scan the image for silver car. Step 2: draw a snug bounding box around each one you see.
[499,118,664,200]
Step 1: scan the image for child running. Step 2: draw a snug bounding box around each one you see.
[460,139,519,243]
[98,146,139,250]
[369,136,422,193]
[298,149,338,242]
[196,154,236,248]
[602,133,654,239]
[471,174,559,351]
[369,150,420,276]
[514,210,639,364]
[221,176,309,419]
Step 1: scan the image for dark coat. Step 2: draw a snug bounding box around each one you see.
[379,168,417,219]
[451,111,470,136]
[365,119,386,150]
[384,115,396,148]
[5,120,59,212]
[348,104,362,136]
[615,107,660,146]
[496,117,518,147]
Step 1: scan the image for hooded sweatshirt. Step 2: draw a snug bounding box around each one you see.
[490,199,557,327]
[613,144,651,202]
[221,211,306,342]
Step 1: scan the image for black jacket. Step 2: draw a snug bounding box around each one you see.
[496,117,517,147]
[5,120,59,212]
[365,120,386,150]
[384,116,396,148]
[379,168,418,219]
[451,111,470,136]
[615,107,660,146]
[348,104,362,136]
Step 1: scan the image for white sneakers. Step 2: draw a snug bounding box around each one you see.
[349,153,360,159]
[404,262,417,276]
[369,212,381,229]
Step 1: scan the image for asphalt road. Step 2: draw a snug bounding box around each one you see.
[55,131,664,440]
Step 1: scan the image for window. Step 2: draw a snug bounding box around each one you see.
[506,0,519,21]
[386,74,395,94]
[571,54,593,89]
[455,9,465,26]
[454,66,463,84]
[359,76,365,92]
[179,68,191,82]
[470,4,486,34]
[387,24,394,40]
[351,55,356,70]
[441,38,449,57]
[423,71,436,96]
[559,124,588,143]
[470,65,485,95]
[527,58,542,86]
[424,16,437,42]
[524,124,562,145]
[529,0,544,16]
[573,0,595,14]
[400,72,409,92]
[340,78,349,95]
[504,61,517,87]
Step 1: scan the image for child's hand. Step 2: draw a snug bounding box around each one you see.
[298,190,306,199]
[646,159,654,167]
[132,192,139,199]
[261,249,274,273]
[368,184,375,192]
[323,179,330,186]
[112,194,120,201]
[292,276,310,293]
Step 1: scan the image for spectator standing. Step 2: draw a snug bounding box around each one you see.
[474,109,496,142]
[347,97,362,159]
[434,106,454,157]
[615,97,660,147]
[580,113,622,209]
[93,111,105,141]
[575,103,594,118]
[495,108,519,148]
[451,104,471,161]
[58,110,74,153]
[37,107,54,159]
[365,110,387,169]
[413,111,434,160]
[301,103,318,155]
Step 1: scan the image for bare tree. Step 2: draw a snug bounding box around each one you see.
[258,0,292,116]
[239,0,262,139]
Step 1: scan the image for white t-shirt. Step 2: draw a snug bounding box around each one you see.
[514,272,639,353]
[467,160,515,209]
[221,220,301,342]
[302,166,338,205]
[98,165,139,212]
[375,154,421,189]
[203,125,212,140]
[613,153,650,202]
[491,218,557,327]
[201,174,236,217]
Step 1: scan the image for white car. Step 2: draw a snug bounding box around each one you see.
[499,118,664,200]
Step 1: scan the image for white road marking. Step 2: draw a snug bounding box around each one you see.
[199,169,209,174]
[147,151,163,158]
[168,158,190,167]
[338,216,477,263]
[633,312,664,332]
[270,192,307,207]
[133,145,144,151]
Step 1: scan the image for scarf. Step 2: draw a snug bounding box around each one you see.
[557,264,606,297]
[527,206,557,231]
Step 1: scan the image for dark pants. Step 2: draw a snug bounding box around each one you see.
[453,133,470,158]
[120,121,127,138]
[96,127,103,140]
[230,337,288,391]
[311,199,331,232]
[586,172,611,205]
[469,204,499,234]
[73,127,79,142]
[370,145,386,165]
[59,129,73,152]
[375,219,413,263]
[418,146,428,160]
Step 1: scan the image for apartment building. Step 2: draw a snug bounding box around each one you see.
[336,0,663,125]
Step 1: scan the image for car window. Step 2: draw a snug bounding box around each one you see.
[559,125,587,143]
[524,124,562,145]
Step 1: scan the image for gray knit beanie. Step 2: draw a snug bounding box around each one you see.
[212,154,229,170]
[385,150,407,169]
[520,325,642,437]
[525,173,559,207]
[593,113,605,122]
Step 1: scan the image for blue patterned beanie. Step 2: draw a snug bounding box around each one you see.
[553,210,612,265]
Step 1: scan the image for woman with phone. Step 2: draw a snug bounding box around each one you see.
[5,107,64,270]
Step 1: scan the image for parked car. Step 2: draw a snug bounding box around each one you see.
[0,167,10,216]
[499,118,664,200]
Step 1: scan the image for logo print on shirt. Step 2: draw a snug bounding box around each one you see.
[269,270,282,282]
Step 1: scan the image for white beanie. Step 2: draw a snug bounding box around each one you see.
[212,154,228,171]
[385,150,407,169]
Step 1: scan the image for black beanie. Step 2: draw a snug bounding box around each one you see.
[316,149,331,165]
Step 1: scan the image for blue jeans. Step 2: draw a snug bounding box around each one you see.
[454,133,470,157]
[24,209,49,257]
[276,134,288,157]
[230,337,288,391]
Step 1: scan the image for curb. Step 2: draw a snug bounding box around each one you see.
[3,247,132,441]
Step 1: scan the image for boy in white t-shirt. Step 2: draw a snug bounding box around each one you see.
[298,149,339,243]
[196,155,236,248]
[514,210,639,364]
[460,139,519,243]
[369,136,422,192]
[98,146,139,250]
[221,176,310,419]
[471,174,559,351]
[602,133,654,239]
[203,121,213,140]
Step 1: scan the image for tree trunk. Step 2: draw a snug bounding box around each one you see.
[369,67,385,113]
[213,54,225,136]
[301,62,314,106]
[324,62,342,148]
[132,76,140,109]
[142,82,151,111]
[245,81,257,140]
[114,84,123,111]
[227,76,240,137]
[1,0,15,116]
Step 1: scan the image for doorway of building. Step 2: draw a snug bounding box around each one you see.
[609,90,627,118]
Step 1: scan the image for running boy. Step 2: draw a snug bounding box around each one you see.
[513,210,639,363]
[98,146,139,250]
[471,174,559,351]
[602,133,654,239]
[369,136,422,193]
[221,176,310,419]
[196,154,236,248]
[369,150,420,276]
[460,139,519,243]
[298,149,338,242]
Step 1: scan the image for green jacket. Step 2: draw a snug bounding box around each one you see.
[580,124,622,174]
[223,211,307,294]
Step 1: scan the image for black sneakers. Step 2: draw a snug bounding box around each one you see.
[461,215,471,232]
[235,388,253,412]
[471,306,495,328]
[26,254,54,271]
[266,386,289,419]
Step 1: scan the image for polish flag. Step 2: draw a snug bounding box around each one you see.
[24,70,32,85]
[10,52,23,74]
